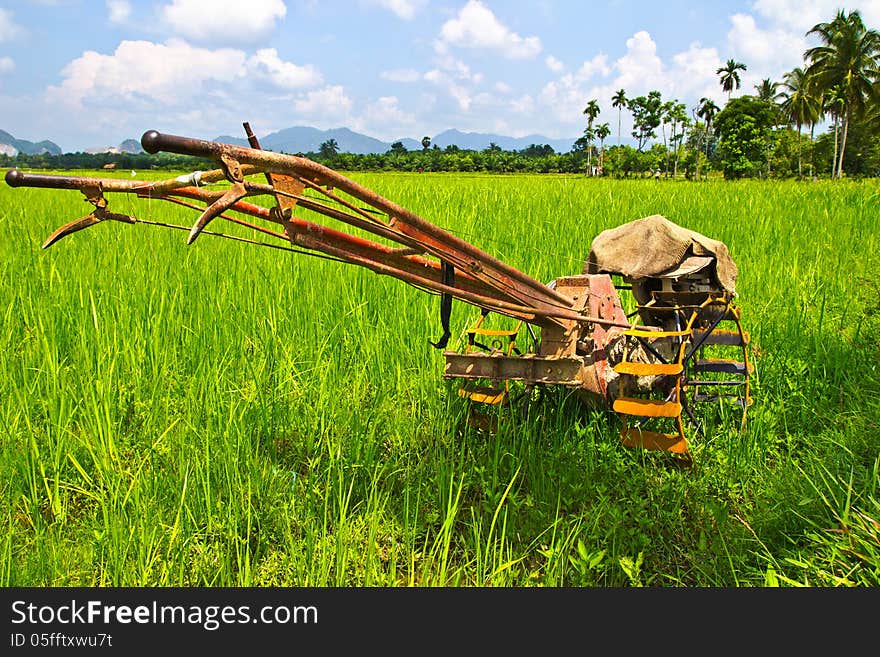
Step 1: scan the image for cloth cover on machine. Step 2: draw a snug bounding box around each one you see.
[584,214,738,295]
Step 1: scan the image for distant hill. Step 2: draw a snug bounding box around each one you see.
[0,129,62,156]
[214,126,578,155]
[84,138,144,155]
[215,126,389,155]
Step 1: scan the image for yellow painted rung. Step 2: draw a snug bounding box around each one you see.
[620,428,689,454]
[623,328,691,339]
[613,397,682,418]
[614,361,683,376]
[458,386,506,405]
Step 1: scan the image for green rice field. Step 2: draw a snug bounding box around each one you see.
[1,170,878,586]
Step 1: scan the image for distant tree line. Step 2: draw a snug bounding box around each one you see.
[0,150,214,172]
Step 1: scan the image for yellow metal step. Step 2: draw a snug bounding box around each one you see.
[458,386,506,405]
[614,361,683,376]
[613,397,682,418]
[620,428,689,455]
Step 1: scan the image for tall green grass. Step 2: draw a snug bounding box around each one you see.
[1,172,877,586]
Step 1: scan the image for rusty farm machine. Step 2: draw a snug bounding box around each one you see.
[4,125,753,461]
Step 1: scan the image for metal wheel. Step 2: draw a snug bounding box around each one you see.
[680,295,752,437]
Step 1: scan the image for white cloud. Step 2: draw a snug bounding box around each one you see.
[510,94,535,114]
[0,56,13,75]
[533,31,728,134]
[371,0,426,20]
[46,40,247,108]
[44,39,324,111]
[0,9,24,43]
[106,0,131,23]
[576,54,611,80]
[380,68,421,82]
[434,54,481,82]
[752,0,880,34]
[727,13,805,78]
[248,48,321,89]
[352,95,416,137]
[615,31,664,91]
[292,85,352,120]
[422,49,492,114]
[435,0,541,59]
[545,55,564,73]
[424,69,470,111]
[494,81,511,94]
[670,43,725,103]
[162,0,287,45]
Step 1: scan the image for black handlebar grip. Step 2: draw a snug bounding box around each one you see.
[141,130,221,158]
[5,169,93,190]
[5,169,23,187]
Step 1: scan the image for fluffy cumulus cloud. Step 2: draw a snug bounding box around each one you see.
[161,0,287,45]
[45,39,330,110]
[372,0,426,21]
[35,38,351,146]
[534,31,727,133]
[352,95,416,137]
[292,85,352,120]
[46,39,248,108]
[247,48,322,89]
[545,55,564,73]
[106,0,131,24]
[0,56,13,75]
[727,13,807,78]
[752,0,880,34]
[423,53,487,112]
[435,0,541,59]
[0,9,24,43]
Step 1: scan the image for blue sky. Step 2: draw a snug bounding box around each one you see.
[1,1,877,152]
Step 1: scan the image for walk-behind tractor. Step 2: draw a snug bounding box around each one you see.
[4,125,753,461]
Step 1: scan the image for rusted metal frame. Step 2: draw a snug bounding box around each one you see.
[153,188,505,302]
[242,181,428,253]
[246,180,386,228]
[288,232,577,326]
[140,132,576,321]
[383,219,576,323]
[296,175,385,224]
[148,194,290,243]
[164,185,490,310]
[262,162,576,317]
[4,166,259,196]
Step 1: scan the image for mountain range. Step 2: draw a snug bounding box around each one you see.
[1,127,580,156]
[215,127,580,155]
[0,129,62,156]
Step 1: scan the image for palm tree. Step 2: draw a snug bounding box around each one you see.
[823,85,847,178]
[754,78,780,103]
[805,9,880,178]
[695,97,720,179]
[778,67,822,178]
[611,89,627,176]
[319,138,339,158]
[594,122,610,173]
[717,59,747,101]
[667,102,689,178]
[582,99,601,175]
